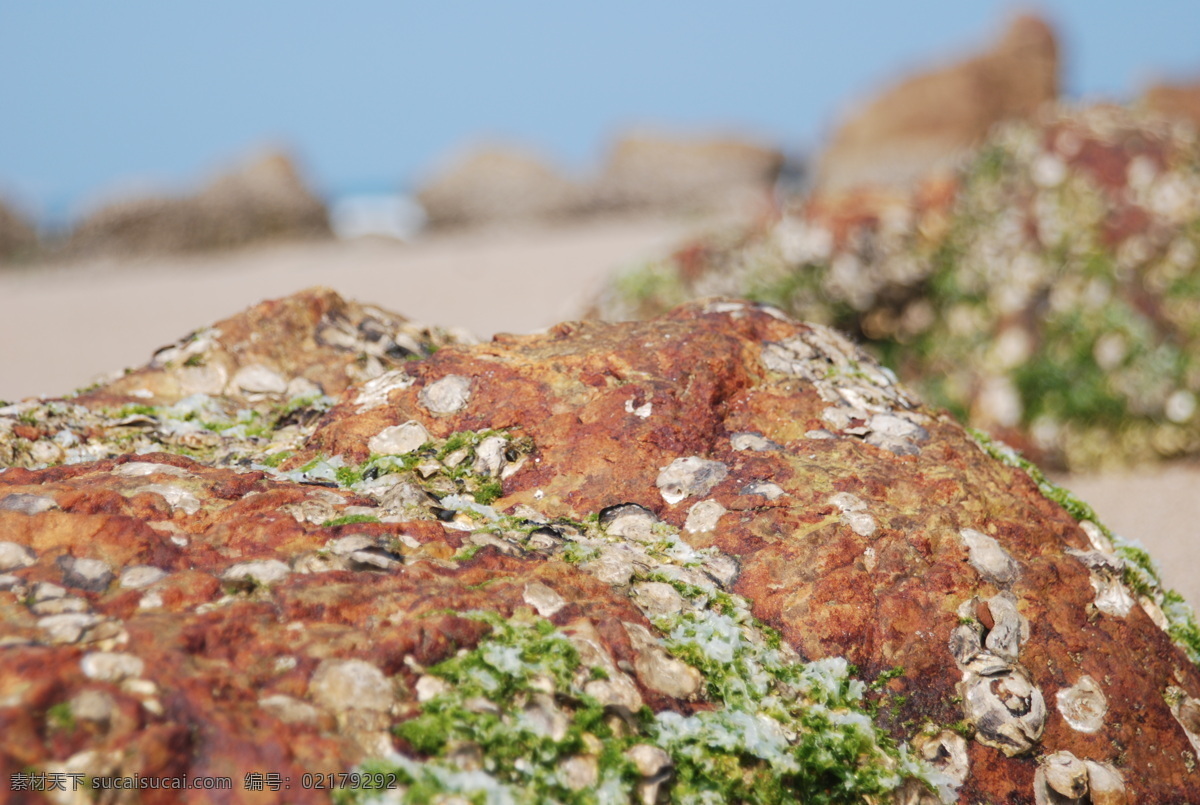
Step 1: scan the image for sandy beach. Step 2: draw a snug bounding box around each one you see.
[0,215,711,400]
[1,218,1197,609]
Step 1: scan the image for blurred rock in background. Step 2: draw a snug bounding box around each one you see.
[591,104,1200,471]
[1143,79,1200,130]
[63,149,331,256]
[416,134,784,230]
[0,198,39,262]
[593,133,784,215]
[815,13,1058,196]
[416,146,585,230]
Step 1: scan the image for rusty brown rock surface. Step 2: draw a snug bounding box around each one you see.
[2,291,1199,803]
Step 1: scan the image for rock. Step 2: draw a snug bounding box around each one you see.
[64,149,330,256]
[592,103,1200,471]
[0,198,37,260]
[815,13,1058,194]
[0,287,472,477]
[416,146,583,229]
[0,291,1196,802]
[595,132,783,214]
[559,754,598,791]
[1143,80,1200,129]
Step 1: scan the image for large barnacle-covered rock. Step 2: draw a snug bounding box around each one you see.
[1,291,1199,803]
[592,104,1200,471]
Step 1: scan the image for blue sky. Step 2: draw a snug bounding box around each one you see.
[2,2,1199,221]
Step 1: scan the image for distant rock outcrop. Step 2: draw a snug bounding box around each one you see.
[2,289,1198,802]
[0,198,38,261]
[594,133,784,214]
[415,147,583,229]
[416,135,784,229]
[1143,80,1200,129]
[65,150,331,256]
[815,13,1058,195]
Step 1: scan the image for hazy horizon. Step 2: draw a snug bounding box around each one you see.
[4,1,1200,223]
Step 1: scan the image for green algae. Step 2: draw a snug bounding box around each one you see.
[322,514,381,528]
[338,576,950,804]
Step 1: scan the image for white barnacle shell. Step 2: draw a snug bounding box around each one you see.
[1034,750,1089,803]
[1083,760,1128,805]
[1055,675,1108,733]
[1167,687,1200,755]
[911,729,970,788]
[656,457,727,505]
[959,528,1019,586]
[983,591,1029,662]
[959,665,1046,756]
[1066,548,1135,618]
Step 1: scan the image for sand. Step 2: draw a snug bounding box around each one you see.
[1,217,1197,609]
[0,214,709,400]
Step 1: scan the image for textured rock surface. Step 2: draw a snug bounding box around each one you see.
[815,13,1058,195]
[2,292,1199,803]
[64,150,331,255]
[595,104,1200,470]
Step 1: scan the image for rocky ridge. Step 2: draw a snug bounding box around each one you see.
[2,289,1199,803]
[593,104,1200,470]
[415,134,783,230]
[63,151,331,257]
